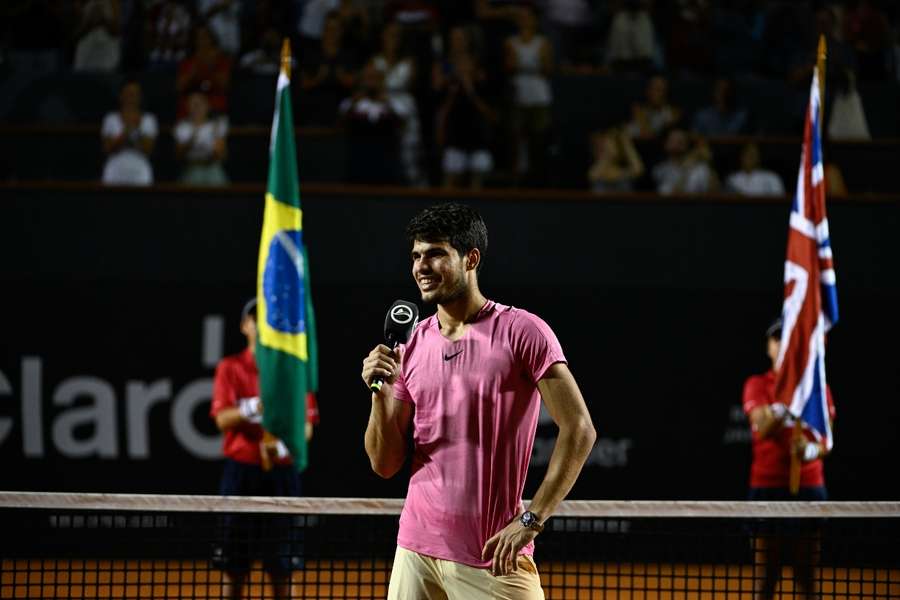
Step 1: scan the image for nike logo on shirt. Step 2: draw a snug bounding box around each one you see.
[443,350,464,361]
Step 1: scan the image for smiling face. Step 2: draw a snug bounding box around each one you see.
[411,239,473,305]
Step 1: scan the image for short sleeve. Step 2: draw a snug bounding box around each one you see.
[210,360,237,418]
[141,114,159,138]
[742,376,769,415]
[174,120,192,144]
[392,346,413,404]
[101,112,122,139]
[825,385,836,421]
[510,311,567,383]
[306,391,320,424]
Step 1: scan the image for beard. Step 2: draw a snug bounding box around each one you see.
[421,272,468,306]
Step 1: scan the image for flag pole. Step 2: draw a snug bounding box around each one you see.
[281,38,292,79]
[790,35,827,496]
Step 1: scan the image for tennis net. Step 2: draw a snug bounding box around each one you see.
[1,493,898,599]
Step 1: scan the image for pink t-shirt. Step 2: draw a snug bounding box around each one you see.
[392,300,566,567]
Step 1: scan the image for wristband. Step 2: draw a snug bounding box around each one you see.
[238,396,262,423]
[803,442,820,462]
[769,403,788,420]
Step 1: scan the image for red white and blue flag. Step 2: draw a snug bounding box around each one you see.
[774,66,838,450]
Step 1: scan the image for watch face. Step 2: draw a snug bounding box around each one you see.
[521,511,536,527]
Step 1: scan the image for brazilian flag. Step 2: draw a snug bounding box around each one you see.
[256,40,318,472]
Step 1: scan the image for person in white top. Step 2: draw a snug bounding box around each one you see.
[651,128,719,195]
[726,143,786,197]
[197,0,241,56]
[625,75,681,139]
[372,22,424,186]
[505,5,554,185]
[174,91,229,186]
[73,0,121,71]
[101,81,158,186]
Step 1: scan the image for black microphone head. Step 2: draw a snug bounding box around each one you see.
[383,300,419,344]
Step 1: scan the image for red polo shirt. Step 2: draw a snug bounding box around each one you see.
[742,370,835,488]
[210,348,319,465]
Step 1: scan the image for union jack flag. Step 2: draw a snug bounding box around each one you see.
[774,67,838,450]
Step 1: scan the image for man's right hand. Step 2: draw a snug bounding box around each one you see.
[361,345,399,394]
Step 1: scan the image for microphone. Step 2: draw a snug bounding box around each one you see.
[370,299,419,392]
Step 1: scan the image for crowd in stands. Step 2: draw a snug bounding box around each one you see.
[2,0,899,192]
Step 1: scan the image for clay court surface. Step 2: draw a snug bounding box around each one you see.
[3,560,898,599]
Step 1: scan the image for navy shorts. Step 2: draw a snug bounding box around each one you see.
[747,486,828,537]
[211,459,304,575]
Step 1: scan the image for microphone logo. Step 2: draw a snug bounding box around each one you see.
[390,305,415,324]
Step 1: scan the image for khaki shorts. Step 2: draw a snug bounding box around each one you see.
[387,546,545,600]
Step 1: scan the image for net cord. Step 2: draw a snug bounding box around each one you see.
[1,492,898,518]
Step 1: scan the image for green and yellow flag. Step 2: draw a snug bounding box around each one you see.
[256,40,318,472]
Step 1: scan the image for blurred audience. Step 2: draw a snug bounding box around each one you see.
[625,75,682,139]
[372,22,424,186]
[176,25,233,118]
[298,0,341,56]
[544,0,596,71]
[828,69,871,140]
[339,62,403,185]
[664,0,714,75]
[691,77,749,136]
[725,142,785,196]
[72,0,121,72]
[605,0,657,73]
[435,27,495,189]
[300,12,357,126]
[174,91,229,185]
[101,80,157,185]
[652,128,719,194]
[844,0,891,81]
[238,27,281,74]
[144,0,192,69]
[505,5,554,185]
[197,0,241,56]
[588,128,645,193]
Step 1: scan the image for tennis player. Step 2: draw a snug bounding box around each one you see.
[361,203,597,599]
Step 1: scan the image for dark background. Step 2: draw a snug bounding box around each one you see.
[2,184,898,500]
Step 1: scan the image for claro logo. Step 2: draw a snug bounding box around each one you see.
[0,316,226,460]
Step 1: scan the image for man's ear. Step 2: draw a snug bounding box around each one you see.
[466,248,481,272]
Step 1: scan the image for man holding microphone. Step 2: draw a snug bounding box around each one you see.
[361,203,597,599]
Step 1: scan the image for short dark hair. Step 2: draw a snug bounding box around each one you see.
[406,203,488,272]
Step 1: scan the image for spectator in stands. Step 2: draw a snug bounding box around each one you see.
[339,61,403,184]
[197,0,241,56]
[691,77,749,136]
[544,0,596,71]
[828,68,872,140]
[299,12,357,126]
[435,28,496,189]
[144,0,192,69]
[238,27,281,75]
[101,80,158,186]
[174,91,229,186]
[72,0,121,72]
[725,143,785,196]
[652,128,719,194]
[844,0,891,81]
[505,5,554,186]
[373,22,424,186]
[588,128,645,193]
[335,0,370,64]
[176,25,233,118]
[298,0,340,56]
[605,0,657,74]
[664,0,714,75]
[625,75,681,139]
[711,0,766,75]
